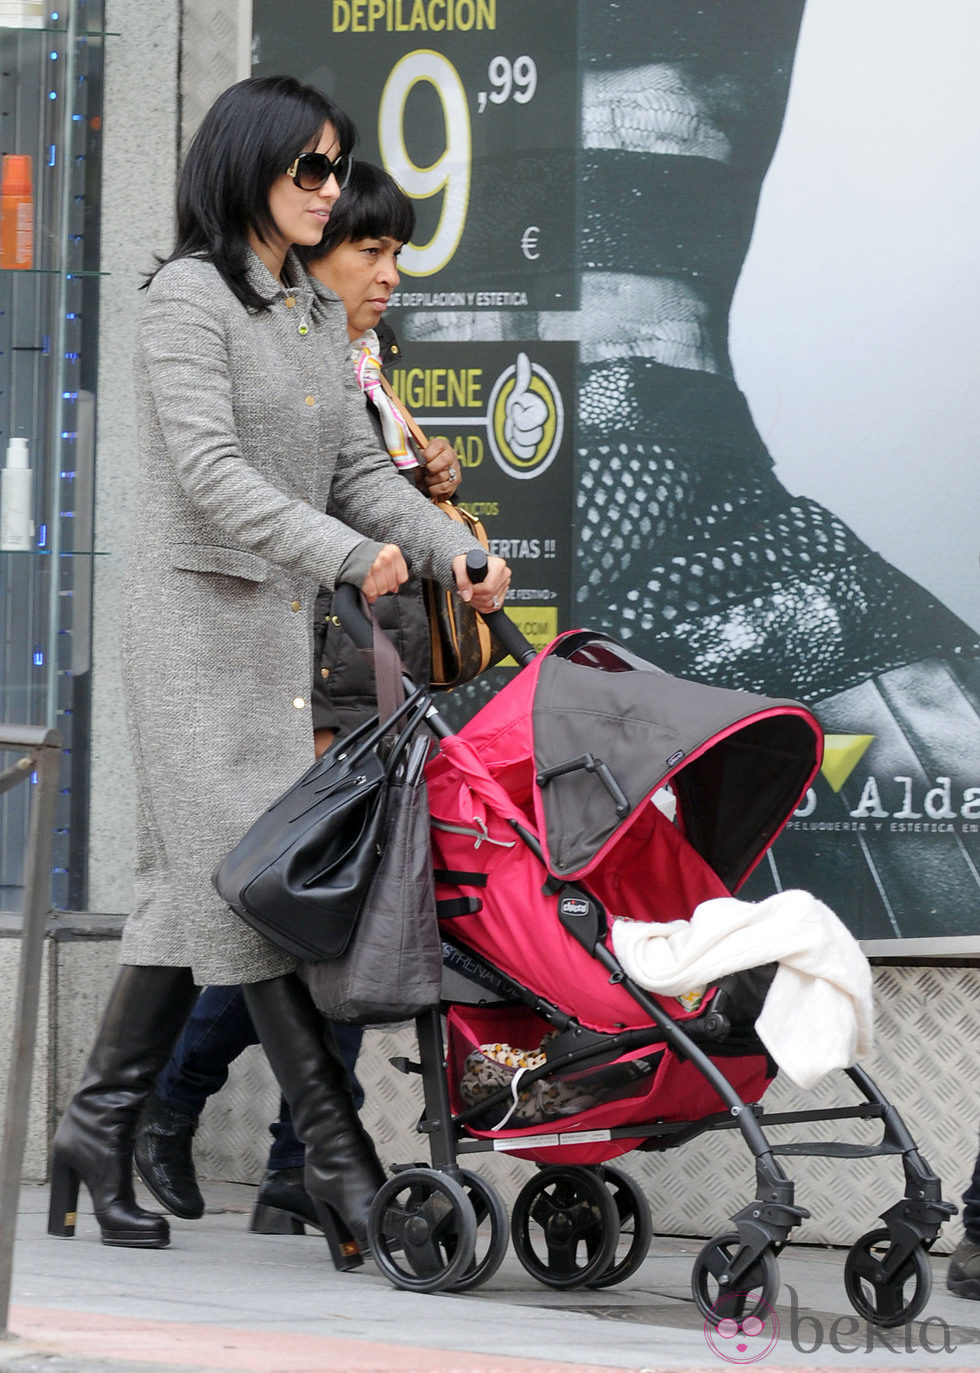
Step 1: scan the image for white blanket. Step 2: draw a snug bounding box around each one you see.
[610,890,874,1090]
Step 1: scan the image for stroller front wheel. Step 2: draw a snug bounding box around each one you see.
[843,1227,932,1328]
[692,1231,780,1327]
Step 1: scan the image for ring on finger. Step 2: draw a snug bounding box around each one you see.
[448,467,457,480]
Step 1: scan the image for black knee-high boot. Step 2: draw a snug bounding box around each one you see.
[48,964,198,1247]
[242,973,385,1271]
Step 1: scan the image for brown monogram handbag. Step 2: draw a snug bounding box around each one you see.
[423,500,498,689]
[378,374,500,690]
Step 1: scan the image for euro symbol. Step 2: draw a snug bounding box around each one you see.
[520,225,540,261]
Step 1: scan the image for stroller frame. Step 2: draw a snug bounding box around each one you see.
[400,917,951,1321]
[332,585,954,1325]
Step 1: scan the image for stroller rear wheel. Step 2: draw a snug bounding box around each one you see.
[367,1168,477,1293]
[692,1231,780,1327]
[511,1165,619,1289]
[444,1170,510,1292]
[585,1165,653,1289]
[843,1227,932,1328]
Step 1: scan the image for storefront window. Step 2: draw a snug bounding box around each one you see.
[0,0,104,910]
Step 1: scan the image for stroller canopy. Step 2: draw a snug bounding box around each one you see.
[530,633,823,889]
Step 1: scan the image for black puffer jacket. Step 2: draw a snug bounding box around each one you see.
[311,319,431,736]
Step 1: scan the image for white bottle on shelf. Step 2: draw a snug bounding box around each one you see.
[0,436,35,551]
[0,3,44,29]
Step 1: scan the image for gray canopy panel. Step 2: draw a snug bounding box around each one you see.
[530,640,821,886]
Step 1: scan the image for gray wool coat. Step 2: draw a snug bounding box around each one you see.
[119,250,479,984]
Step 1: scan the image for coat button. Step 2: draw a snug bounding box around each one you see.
[290,599,301,612]
[285,297,295,308]
[305,395,316,406]
[292,696,306,709]
[320,667,330,678]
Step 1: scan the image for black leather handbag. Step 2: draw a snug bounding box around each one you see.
[213,616,429,962]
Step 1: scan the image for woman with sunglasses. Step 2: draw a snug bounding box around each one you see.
[47,75,510,1270]
[131,164,464,1240]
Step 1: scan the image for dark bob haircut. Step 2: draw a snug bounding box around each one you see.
[150,75,357,310]
[300,161,416,266]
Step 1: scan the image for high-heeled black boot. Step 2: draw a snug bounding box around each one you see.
[249,1166,323,1235]
[48,964,198,1247]
[242,973,385,1271]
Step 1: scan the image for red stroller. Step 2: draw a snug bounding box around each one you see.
[334,585,954,1327]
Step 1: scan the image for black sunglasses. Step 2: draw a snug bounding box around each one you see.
[285,150,352,192]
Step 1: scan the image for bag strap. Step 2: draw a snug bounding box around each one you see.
[373,376,496,680]
[362,599,435,781]
[369,599,405,729]
[377,371,429,450]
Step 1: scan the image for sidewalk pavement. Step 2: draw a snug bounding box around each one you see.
[1,1181,978,1373]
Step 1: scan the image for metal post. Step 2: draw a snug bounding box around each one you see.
[0,725,62,1335]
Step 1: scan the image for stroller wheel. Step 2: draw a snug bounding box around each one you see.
[444,1171,510,1293]
[585,1165,653,1289]
[692,1231,779,1327]
[367,1168,477,1293]
[843,1227,932,1328]
[511,1165,619,1290]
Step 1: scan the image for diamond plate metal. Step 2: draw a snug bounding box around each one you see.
[196,1045,276,1184]
[179,0,249,153]
[194,967,976,1254]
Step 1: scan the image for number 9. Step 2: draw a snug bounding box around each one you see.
[488,55,511,105]
[513,56,537,104]
[379,51,471,278]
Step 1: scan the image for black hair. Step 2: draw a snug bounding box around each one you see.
[147,75,357,310]
[299,160,416,267]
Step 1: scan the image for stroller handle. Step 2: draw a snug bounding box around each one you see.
[332,552,536,667]
[460,550,536,666]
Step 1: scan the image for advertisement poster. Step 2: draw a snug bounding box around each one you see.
[254,0,577,681]
[253,0,980,946]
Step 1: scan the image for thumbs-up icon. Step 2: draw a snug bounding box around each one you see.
[504,352,548,461]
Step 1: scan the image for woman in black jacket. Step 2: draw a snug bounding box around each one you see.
[306,163,462,747]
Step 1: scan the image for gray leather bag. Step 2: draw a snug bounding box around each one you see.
[301,727,442,1024]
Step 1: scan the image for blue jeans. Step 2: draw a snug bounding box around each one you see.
[963,1133,980,1241]
[155,984,364,1172]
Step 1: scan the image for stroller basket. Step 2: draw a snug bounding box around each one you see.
[445,997,773,1167]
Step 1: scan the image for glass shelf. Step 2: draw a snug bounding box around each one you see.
[0,267,110,277]
[0,25,118,35]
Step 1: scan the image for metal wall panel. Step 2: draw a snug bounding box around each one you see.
[179,0,248,150]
